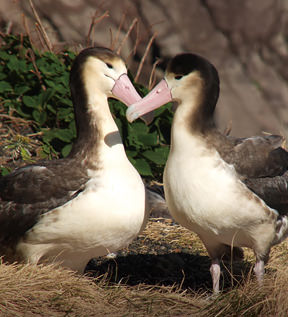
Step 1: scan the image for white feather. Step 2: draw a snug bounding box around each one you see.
[17,123,147,272]
[164,119,278,249]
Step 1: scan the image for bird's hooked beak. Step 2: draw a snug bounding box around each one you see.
[112,74,141,106]
[126,79,172,123]
[112,74,154,124]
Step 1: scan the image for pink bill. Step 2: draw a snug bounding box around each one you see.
[126,79,172,123]
[112,73,154,124]
[112,73,141,105]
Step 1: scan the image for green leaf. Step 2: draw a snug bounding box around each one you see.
[61,143,72,157]
[39,88,55,106]
[42,129,55,143]
[128,122,148,134]
[20,147,32,161]
[126,150,137,158]
[14,85,30,95]
[133,158,153,176]
[0,34,171,181]
[0,81,12,93]
[114,118,123,136]
[23,95,39,109]
[43,128,74,143]
[57,107,74,120]
[142,147,169,165]
[134,83,149,97]
[33,110,47,125]
[47,104,57,114]
[54,83,67,94]
[1,166,11,176]
[7,55,27,73]
[127,122,151,147]
[44,79,56,88]
[153,102,173,117]
[137,132,158,146]
[57,98,72,107]
[42,143,51,154]
[14,105,31,118]
[55,129,74,142]
[0,51,10,60]
[68,121,76,137]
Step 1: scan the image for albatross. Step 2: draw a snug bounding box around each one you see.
[0,47,149,273]
[126,52,288,293]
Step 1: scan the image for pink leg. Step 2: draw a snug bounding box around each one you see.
[210,258,221,294]
[254,259,265,285]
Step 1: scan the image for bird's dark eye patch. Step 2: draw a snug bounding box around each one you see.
[175,75,183,80]
[106,62,113,69]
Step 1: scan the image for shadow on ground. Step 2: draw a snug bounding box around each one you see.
[85,252,252,292]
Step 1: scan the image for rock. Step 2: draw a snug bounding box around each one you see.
[0,0,288,137]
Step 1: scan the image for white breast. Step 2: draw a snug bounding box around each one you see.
[164,133,276,247]
[17,142,147,272]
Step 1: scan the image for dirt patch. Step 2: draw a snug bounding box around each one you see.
[86,218,252,292]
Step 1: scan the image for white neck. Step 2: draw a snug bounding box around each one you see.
[84,92,127,169]
[87,94,119,137]
[170,99,200,152]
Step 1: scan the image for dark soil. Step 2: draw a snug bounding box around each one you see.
[86,219,252,293]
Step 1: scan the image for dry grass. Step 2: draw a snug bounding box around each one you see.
[1,219,288,316]
[0,259,204,316]
[203,268,288,316]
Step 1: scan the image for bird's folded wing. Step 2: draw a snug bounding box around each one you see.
[0,159,89,244]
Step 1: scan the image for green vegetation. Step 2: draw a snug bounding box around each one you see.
[0,34,173,179]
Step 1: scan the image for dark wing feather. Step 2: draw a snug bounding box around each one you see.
[226,135,288,178]
[244,172,288,214]
[0,159,89,203]
[208,131,288,212]
[225,135,288,212]
[214,134,288,178]
[0,158,89,245]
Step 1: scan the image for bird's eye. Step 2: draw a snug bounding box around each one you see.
[106,62,113,69]
[175,75,183,80]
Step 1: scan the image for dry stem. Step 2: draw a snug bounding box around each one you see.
[116,18,138,55]
[135,32,157,83]
[26,48,46,90]
[148,59,160,90]
[29,0,52,52]
[111,13,126,50]
[86,10,109,47]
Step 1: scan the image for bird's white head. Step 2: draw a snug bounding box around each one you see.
[70,47,141,109]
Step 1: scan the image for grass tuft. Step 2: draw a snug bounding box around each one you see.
[0,220,288,316]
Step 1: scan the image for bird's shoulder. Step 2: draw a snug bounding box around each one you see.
[0,158,89,204]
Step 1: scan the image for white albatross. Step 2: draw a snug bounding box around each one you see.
[0,47,149,273]
[127,52,288,293]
